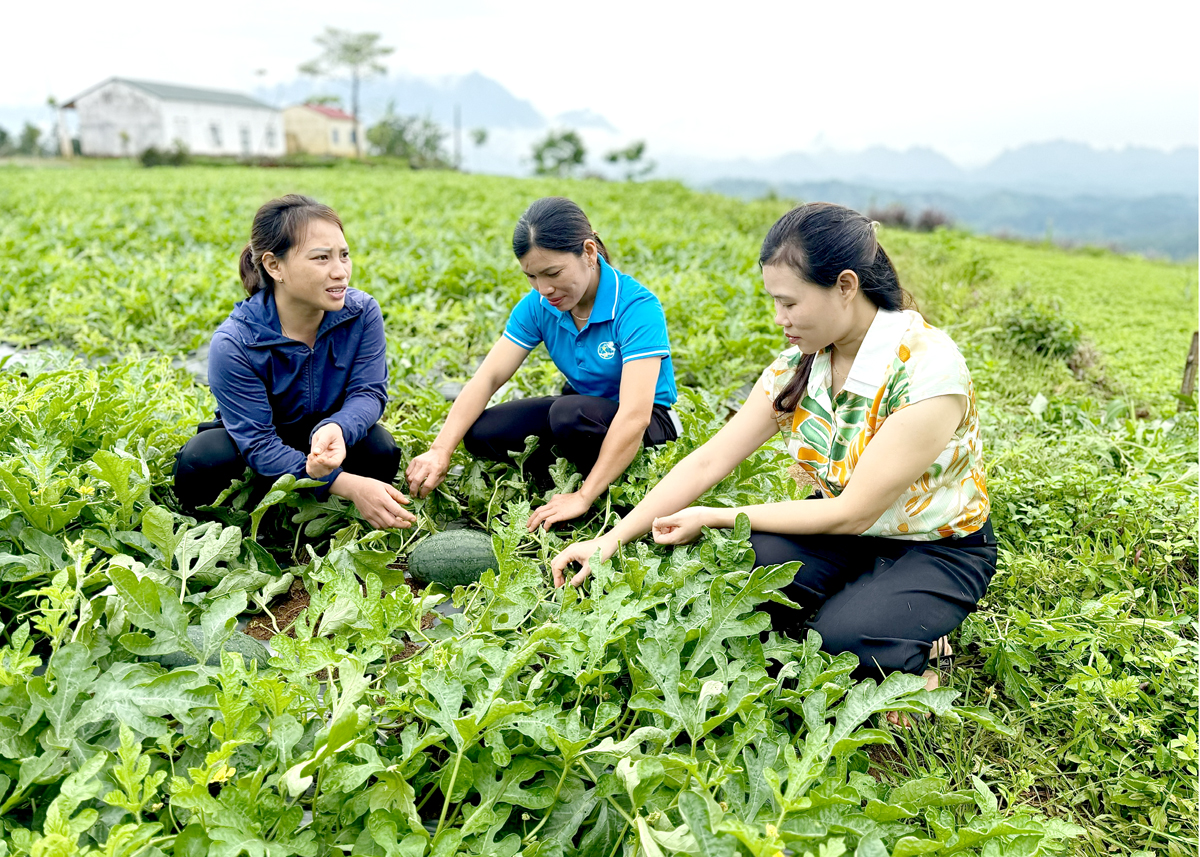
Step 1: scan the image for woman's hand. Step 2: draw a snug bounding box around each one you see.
[652,507,710,545]
[549,534,619,588]
[307,423,347,478]
[406,447,451,499]
[528,491,593,532]
[334,473,417,530]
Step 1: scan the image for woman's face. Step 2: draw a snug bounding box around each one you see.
[762,263,852,353]
[519,242,599,314]
[267,219,352,313]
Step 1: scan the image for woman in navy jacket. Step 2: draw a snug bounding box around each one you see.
[174,194,415,531]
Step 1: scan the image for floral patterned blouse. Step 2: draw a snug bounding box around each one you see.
[757,309,989,540]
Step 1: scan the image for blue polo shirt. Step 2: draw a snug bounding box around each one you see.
[503,257,678,408]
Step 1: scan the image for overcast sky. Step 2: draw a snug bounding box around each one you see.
[4,0,1197,165]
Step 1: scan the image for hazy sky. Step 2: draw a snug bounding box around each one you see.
[5,0,1197,164]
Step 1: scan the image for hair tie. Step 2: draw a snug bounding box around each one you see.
[869,221,880,233]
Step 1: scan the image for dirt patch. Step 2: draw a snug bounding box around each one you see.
[245,572,438,642]
[245,577,310,641]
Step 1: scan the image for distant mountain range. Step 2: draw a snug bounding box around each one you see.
[668,141,1198,199]
[709,179,1198,260]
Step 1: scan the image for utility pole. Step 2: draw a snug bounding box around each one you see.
[453,104,462,170]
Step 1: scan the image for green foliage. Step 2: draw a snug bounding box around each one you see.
[0,165,1193,856]
[17,122,42,156]
[993,295,1083,360]
[532,130,587,178]
[139,141,190,168]
[367,102,452,168]
[604,140,655,181]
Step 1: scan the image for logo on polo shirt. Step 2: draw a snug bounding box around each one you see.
[597,341,616,360]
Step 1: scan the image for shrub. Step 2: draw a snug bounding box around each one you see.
[140,142,190,167]
[995,296,1083,359]
[915,207,952,231]
[866,202,911,229]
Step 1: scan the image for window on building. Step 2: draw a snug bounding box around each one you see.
[210,124,222,147]
[240,126,251,154]
[265,125,277,147]
[350,128,357,144]
[331,128,339,144]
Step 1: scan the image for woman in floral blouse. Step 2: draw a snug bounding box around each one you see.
[552,202,996,702]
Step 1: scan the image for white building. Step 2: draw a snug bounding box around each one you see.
[63,78,285,158]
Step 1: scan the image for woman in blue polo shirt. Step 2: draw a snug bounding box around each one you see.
[406,197,678,531]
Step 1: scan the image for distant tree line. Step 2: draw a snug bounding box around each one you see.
[0,122,58,157]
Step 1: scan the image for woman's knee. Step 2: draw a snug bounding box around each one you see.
[173,428,245,509]
[344,424,400,482]
[547,396,615,440]
[809,612,934,679]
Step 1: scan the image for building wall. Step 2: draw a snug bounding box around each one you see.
[73,81,285,157]
[74,81,163,157]
[160,102,284,157]
[283,107,361,157]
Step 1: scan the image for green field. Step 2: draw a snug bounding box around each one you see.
[0,166,1195,857]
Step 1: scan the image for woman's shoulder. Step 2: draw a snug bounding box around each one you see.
[611,267,656,301]
[897,311,966,366]
[343,287,381,317]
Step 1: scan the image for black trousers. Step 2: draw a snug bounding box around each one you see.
[463,391,678,481]
[173,419,400,512]
[751,520,997,680]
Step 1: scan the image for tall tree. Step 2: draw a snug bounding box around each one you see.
[299,28,393,157]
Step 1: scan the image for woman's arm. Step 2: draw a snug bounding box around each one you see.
[310,298,389,452]
[209,334,334,486]
[527,356,660,531]
[406,337,530,498]
[549,388,781,585]
[655,393,967,543]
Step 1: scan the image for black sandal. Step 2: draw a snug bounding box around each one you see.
[929,637,954,676]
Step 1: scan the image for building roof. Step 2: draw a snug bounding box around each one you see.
[64,77,275,110]
[300,104,358,122]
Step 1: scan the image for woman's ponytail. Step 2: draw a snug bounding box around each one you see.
[239,242,266,297]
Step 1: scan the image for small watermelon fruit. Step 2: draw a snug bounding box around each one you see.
[407,528,497,588]
[147,626,271,669]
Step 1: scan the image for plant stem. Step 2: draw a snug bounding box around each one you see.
[522,758,574,843]
[433,749,465,841]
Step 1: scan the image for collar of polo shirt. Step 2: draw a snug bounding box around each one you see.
[808,308,913,399]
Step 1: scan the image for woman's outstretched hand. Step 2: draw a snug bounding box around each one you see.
[528,491,592,532]
[651,508,708,545]
[406,447,451,498]
[307,423,347,478]
[334,473,417,530]
[549,534,618,588]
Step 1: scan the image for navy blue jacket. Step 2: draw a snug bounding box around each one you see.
[207,287,388,490]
